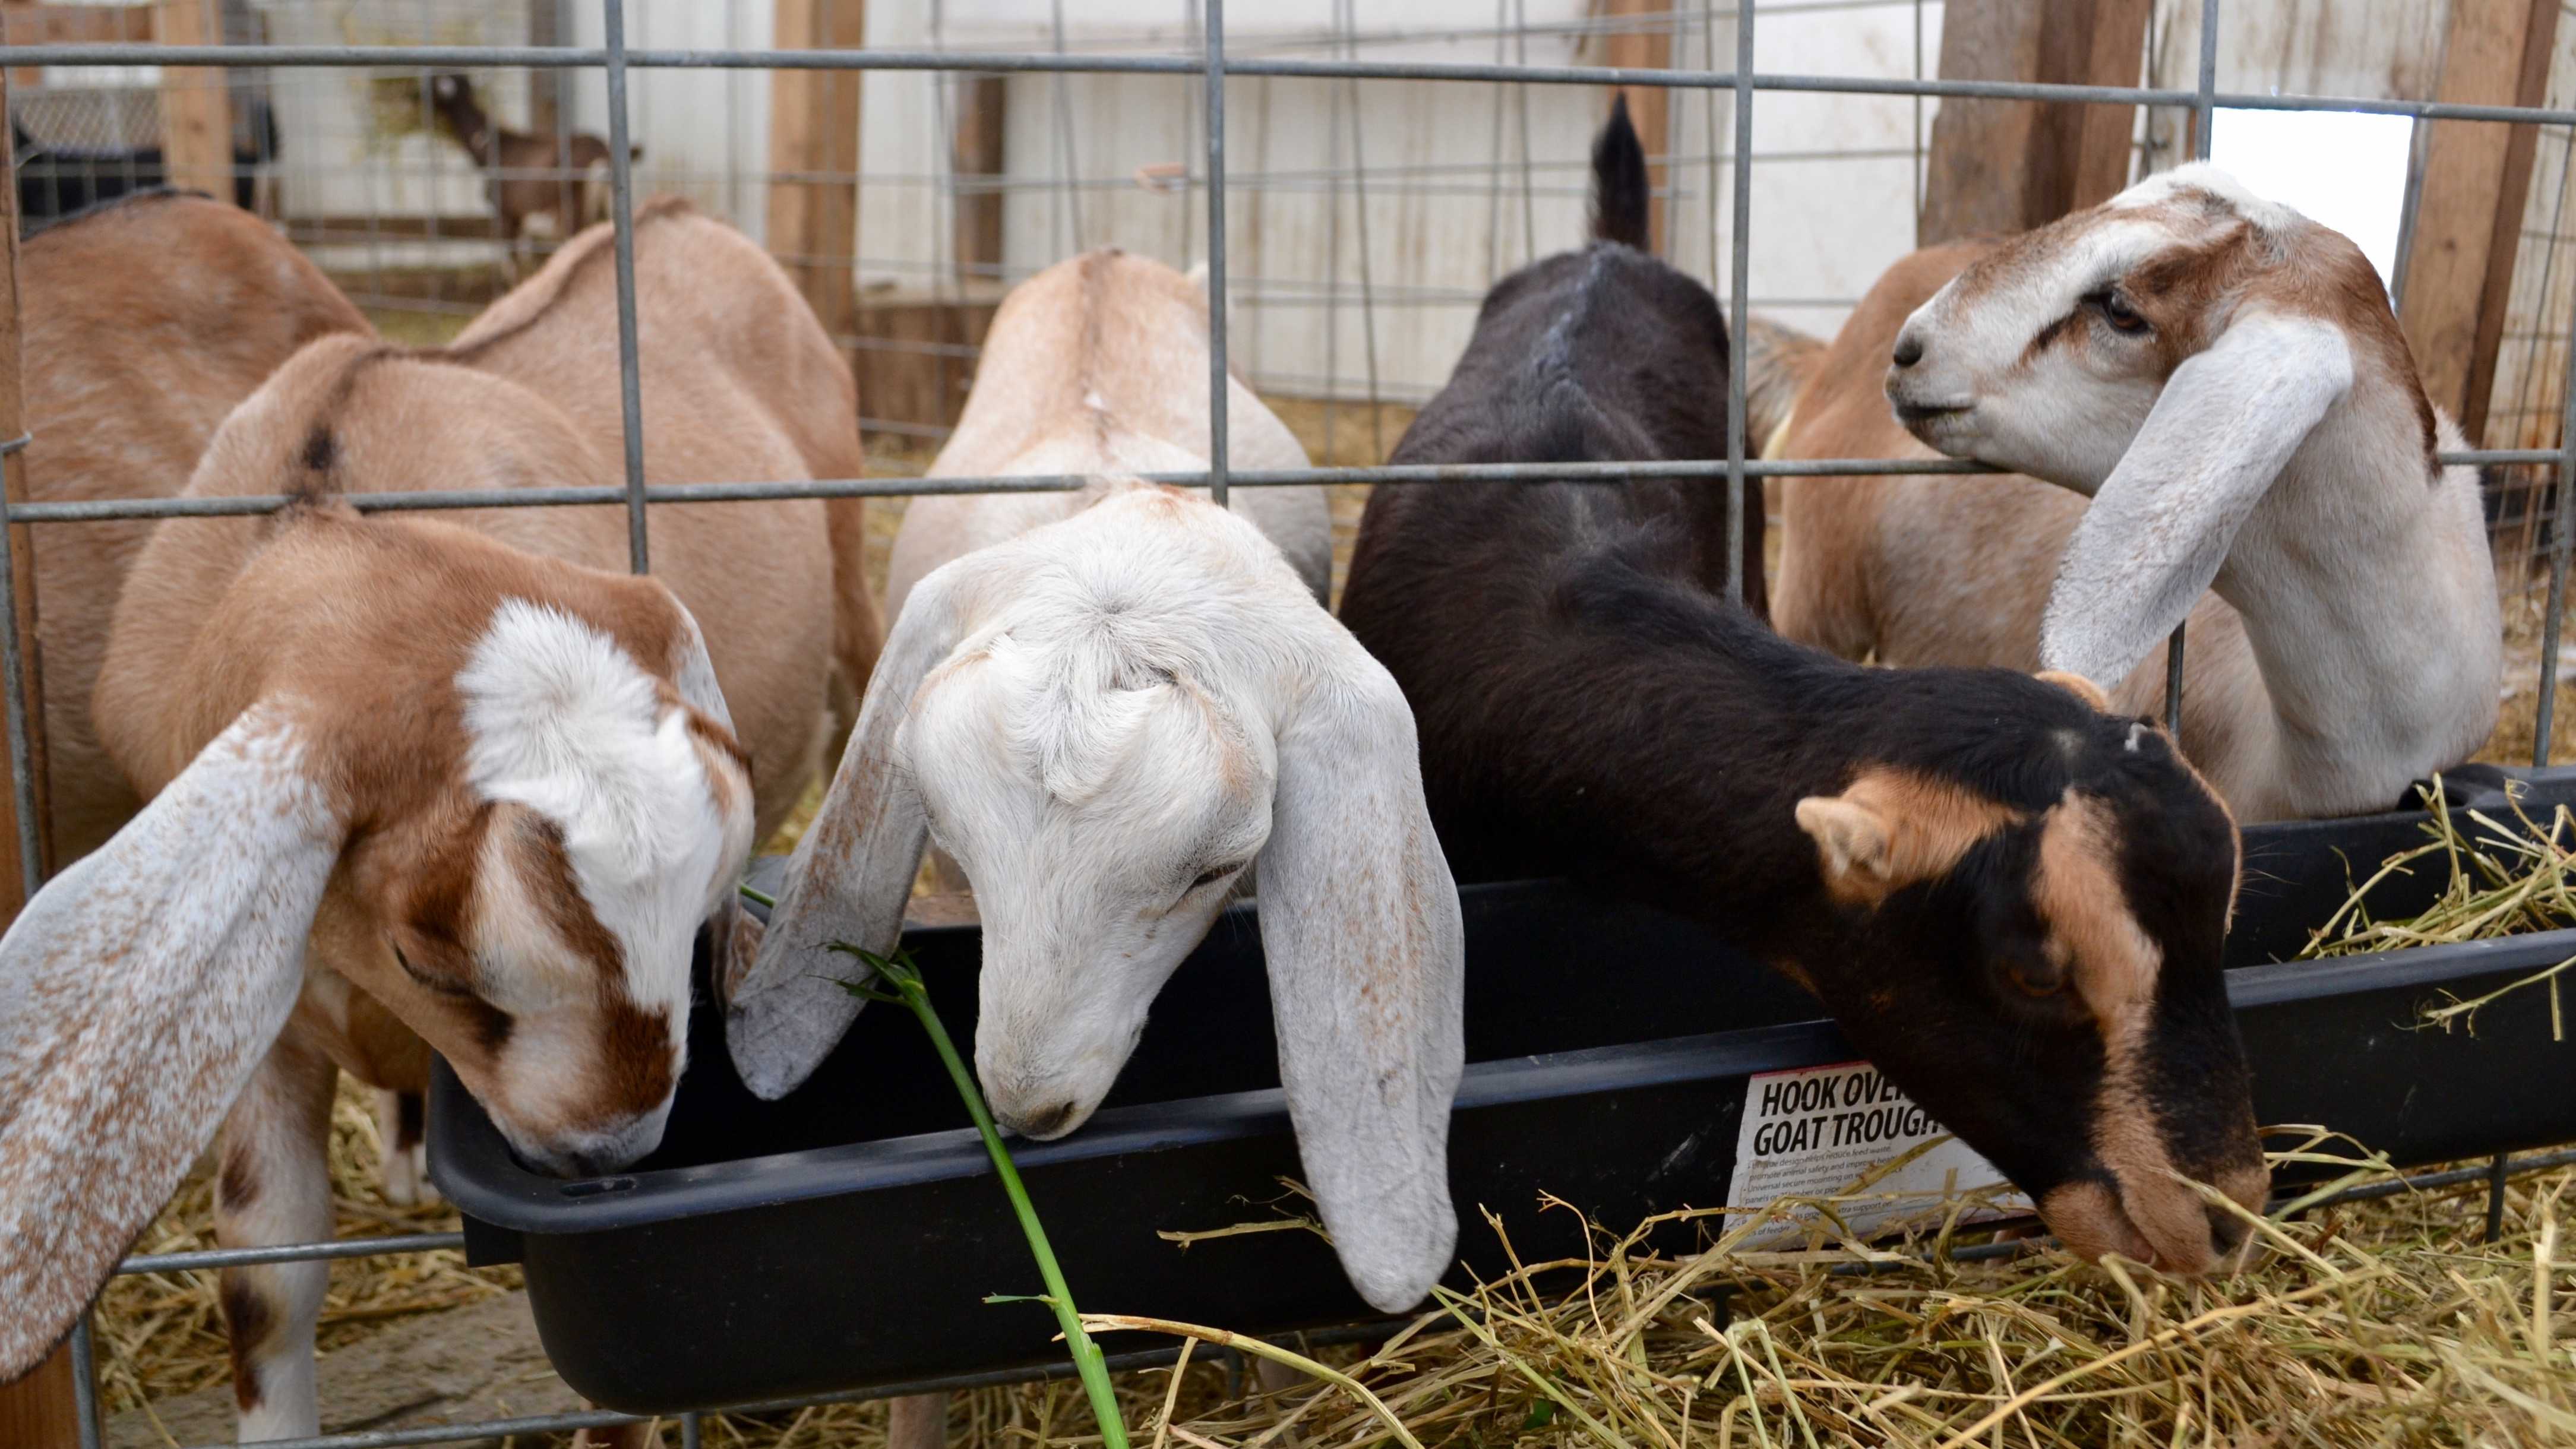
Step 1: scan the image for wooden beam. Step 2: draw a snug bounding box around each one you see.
[2462,0,2563,441]
[0,68,74,1449]
[150,0,232,200]
[950,74,1005,284]
[1,4,154,47]
[1920,0,2149,245]
[766,0,867,343]
[1601,0,1673,255]
[527,0,561,139]
[2402,0,2550,423]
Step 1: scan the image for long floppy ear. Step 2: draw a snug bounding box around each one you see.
[0,705,343,1379]
[1256,647,1465,1314]
[2039,311,2351,685]
[724,559,985,1099]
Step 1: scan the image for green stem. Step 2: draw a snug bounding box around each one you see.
[831,946,1130,1449]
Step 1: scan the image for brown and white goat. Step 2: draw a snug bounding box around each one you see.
[1340,104,2267,1274]
[1771,165,2501,820]
[428,73,638,275]
[0,201,881,1442]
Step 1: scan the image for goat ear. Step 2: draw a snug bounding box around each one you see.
[2040,311,2352,686]
[2034,669,2110,711]
[1256,651,1464,1314]
[724,559,985,1100]
[0,705,343,1380]
[1796,793,1897,903]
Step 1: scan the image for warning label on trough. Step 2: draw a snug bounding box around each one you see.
[1724,1061,2030,1248]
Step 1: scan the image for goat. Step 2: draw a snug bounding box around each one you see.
[0,202,881,1445]
[8,193,467,1202]
[725,248,1463,1330]
[427,73,638,276]
[883,249,1331,612]
[1771,166,2501,821]
[1337,101,2268,1274]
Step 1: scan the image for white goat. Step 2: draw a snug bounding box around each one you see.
[0,201,880,1444]
[725,249,1462,1330]
[1772,164,2499,821]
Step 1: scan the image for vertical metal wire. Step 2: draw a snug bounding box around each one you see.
[2165,0,2220,732]
[1204,0,1228,509]
[1910,0,1923,224]
[1341,0,1385,460]
[602,0,649,575]
[1514,0,1536,262]
[71,1313,100,1449]
[681,1409,704,1449]
[1050,0,1082,255]
[1723,0,1752,606]
[1485,0,1509,281]
[0,466,42,901]
[1703,0,1719,282]
[2484,1150,2513,1242]
[2527,223,2576,764]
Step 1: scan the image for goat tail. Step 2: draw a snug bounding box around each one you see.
[1590,94,1650,249]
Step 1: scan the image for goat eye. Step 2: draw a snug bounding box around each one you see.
[2006,957,2068,998]
[393,942,473,998]
[2093,291,2149,334]
[1187,863,1243,893]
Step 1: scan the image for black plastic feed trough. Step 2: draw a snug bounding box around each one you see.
[430,770,2576,1413]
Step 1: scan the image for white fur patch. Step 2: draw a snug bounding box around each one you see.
[2106,162,2302,238]
[457,599,745,1014]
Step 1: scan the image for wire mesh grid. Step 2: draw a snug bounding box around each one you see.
[8,1,2576,1444]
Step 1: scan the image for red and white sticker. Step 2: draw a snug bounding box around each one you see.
[1724,1061,2029,1246]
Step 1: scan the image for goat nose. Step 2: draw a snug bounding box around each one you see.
[1013,1100,1081,1138]
[2208,1205,2253,1260]
[1891,332,1924,368]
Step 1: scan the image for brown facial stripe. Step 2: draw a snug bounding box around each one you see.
[1803,766,2025,907]
[2031,791,2160,1034]
[517,814,627,985]
[593,996,681,1122]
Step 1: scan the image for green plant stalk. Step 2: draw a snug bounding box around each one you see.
[828,943,1130,1449]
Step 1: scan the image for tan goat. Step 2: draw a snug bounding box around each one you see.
[1772,165,2499,820]
[0,200,880,1444]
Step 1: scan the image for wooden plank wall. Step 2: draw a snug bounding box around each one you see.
[767,0,867,354]
[2402,0,2562,437]
[1919,0,2151,246]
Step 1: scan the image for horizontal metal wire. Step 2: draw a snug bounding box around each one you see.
[20,451,2543,524]
[36,42,2576,125]
[116,1232,466,1276]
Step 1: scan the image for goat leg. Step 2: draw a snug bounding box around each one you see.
[213,1032,339,1443]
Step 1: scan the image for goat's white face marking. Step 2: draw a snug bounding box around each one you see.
[905,621,1276,1139]
[1887,164,2308,491]
[442,599,753,1173]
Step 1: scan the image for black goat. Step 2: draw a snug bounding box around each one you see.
[1336,98,2267,1274]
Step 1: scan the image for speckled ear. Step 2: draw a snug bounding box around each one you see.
[0,703,345,1381]
[726,554,994,1101]
[1256,650,1465,1315]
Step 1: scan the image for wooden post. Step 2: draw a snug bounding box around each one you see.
[1601,0,1673,255]
[151,0,232,201]
[0,66,75,1449]
[528,0,561,138]
[766,0,867,346]
[1919,0,2150,245]
[951,74,1005,284]
[2403,0,2561,435]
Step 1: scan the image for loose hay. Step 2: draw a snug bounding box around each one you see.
[91,1083,521,1420]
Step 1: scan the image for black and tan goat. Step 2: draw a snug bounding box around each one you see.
[1337,100,2268,1273]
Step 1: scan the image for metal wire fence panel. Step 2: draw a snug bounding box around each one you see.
[12,4,2576,1445]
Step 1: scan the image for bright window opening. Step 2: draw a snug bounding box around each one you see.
[2207,108,2415,293]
